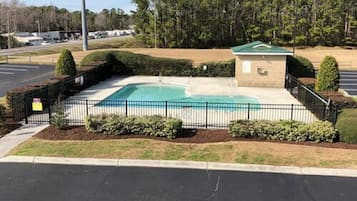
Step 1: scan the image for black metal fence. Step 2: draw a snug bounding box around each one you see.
[285,74,338,124]
[24,98,324,128]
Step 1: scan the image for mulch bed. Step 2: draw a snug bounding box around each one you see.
[0,119,21,138]
[34,126,357,150]
[321,91,357,108]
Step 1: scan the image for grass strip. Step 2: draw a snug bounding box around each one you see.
[10,138,357,169]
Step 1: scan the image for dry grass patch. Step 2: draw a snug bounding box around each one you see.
[9,46,357,69]
[10,138,357,169]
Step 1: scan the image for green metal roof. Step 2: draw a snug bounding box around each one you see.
[231,41,293,55]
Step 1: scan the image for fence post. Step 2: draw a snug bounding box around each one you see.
[6,55,8,63]
[125,100,128,117]
[24,98,28,124]
[290,104,294,121]
[86,99,89,116]
[247,103,250,120]
[47,98,51,122]
[165,101,168,117]
[29,56,31,64]
[205,102,208,129]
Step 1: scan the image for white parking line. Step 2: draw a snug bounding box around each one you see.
[0,65,40,69]
[0,72,15,75]
[0,67,28,72]
[340,83,357,85]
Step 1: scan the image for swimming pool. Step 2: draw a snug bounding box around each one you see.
[98,84,261,110]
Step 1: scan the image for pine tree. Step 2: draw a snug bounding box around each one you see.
[315,56,340,92]
[55,49,77,76]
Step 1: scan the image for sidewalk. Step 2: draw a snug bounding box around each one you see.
[0,124,48,158]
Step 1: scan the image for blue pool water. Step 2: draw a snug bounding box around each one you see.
[98,84,261,110]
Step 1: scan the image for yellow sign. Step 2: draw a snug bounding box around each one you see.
[32,102,43,111]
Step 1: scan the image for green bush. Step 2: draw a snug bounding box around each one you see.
[50,100,69,130]
[81,51,193,76]
[85,114,183,139]
[194,59,235,77]
[56,49,77,76]
[287,55,315,78]
[229,120,338,143]
[336,109,357,144]
[0,104,5,123]
[315,56,340,92]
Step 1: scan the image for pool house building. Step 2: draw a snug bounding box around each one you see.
[231,41,293,88]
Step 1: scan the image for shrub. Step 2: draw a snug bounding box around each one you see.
[50,100,69,130]
[287,55,315,78]
[56,49,77,76]
[228,120,338,143]
[81,51,193,76]
[336,109,357,144]
[85,114,183,139]
[194,59,235,77]
[0,104,5,123]
[315,56,340,92]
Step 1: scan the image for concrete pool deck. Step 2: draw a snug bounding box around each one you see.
[70,76,301,105]
[27,76,318,127]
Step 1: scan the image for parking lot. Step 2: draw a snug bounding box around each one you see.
[0,64,54,96]
[340,70,357,96]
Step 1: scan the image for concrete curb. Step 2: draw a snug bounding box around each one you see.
[1,156,357,178]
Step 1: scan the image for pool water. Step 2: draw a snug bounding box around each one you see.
[98,84,261,110]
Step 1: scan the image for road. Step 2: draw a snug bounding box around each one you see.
[339,70,357,96]
[0,36,133,56]
[0,64,54,96]
[0,163,356,201]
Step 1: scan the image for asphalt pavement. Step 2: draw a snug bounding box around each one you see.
[0,163,356,201]
[339,70,357,96]
[0,64,54,96]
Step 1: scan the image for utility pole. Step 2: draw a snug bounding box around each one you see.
[153,0,157,48]
[81,0,88,51]
[36,20,41,37]
[7,9,10,49]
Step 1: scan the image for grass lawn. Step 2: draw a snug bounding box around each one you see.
[6,38,357,69]
[10,138,357,169]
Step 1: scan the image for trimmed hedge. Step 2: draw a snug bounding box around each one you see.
[194,59,235,77]
[85,114,183,139]
[336,109,357,144]
[315,56,340,92]
[287,55,315,78]
[81,51,193,76]
[55,49,77,76]
[80,51,236,77]
[228,120,338,143]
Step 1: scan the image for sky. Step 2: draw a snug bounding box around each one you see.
[24,0,136,13]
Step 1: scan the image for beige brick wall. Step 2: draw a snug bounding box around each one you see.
[235,55,287,88]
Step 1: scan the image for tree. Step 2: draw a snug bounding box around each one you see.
[315,56,340,92]
[55,49,77,76]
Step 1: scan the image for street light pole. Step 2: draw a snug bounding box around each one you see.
[153,0,157,48]
[36,20,41,37]
[81,0,88,51]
